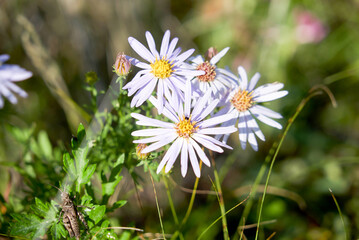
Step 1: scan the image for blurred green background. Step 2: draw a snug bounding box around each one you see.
[1,0,359,239]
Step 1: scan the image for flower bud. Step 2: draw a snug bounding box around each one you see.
[136,143,149,160]
[113,52,131,77]
[205,47,218,61]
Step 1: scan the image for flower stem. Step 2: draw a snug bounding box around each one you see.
[149,171,166,239]
[163,175,179,225]
[181,161,202,226]
[210,150,229,240]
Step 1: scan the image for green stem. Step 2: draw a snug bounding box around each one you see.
[163,175,179,225]
[210,151,229,240]
[181,161,202,226]
[149,171,166,240]
[254,90,324,240]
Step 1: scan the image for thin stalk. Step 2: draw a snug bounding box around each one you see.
[163,175,179,225]
[210,150,229,240]
[254,90,327,240]
[149,171,166,240]
[181,161,202,226]
[329,188,348,240]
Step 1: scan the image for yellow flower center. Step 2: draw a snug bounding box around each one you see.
[230,89,254,112]
[150,57,174,79]
[175,115,198,138]
[196,61,216,82]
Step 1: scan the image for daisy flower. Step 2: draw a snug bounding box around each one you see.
[216,66,288,151]
[131,81,237,177]
[190,47,236,101]
[0,54,32,108]
[123,30,204,113]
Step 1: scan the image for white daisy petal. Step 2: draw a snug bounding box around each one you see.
[135,77,158,107]
[187,143,201,178]
[199,113,237,128]
[250,105,283,119]
[184,80,191,116]
[160,30,170,56]
[194,133,233,150]
[146,31,159,58]
[181,141,189,177]
[238,113,248,150]
[191,55,204,65]
[128,37,155,62]
[165,138,183,173]
[192,134,223,153]
[198,126,237,135]
[195,99,219,122]
[157,142,177,174]
[248,132,258,151]
[131,113,174,128]
[0,85,17,104]
[245,113,265,141]
[167,37,178,56]
[254,113,283,129]
[134,133,174,144]
[176,49,195,63]
[254,90,288,102]
[248,73,261,92]
[191,89,212,118]
[132,128,174,137]
[149,96,179,122]
[189,138,210,167]
[252,82,284,97]
[5,81,28,98]
[142,134,178,153]
[238,66,248,90]
[210,47,229,65]
[157,79,164,114]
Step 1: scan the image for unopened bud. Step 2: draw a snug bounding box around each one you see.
[136,143,149,160]
[113,52,131,77]
[205,47,218,61]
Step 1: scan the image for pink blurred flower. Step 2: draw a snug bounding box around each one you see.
[295,11,327,44]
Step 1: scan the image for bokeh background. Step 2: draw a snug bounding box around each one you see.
[1,0,359,239]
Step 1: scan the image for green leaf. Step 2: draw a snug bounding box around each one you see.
[80,164,96,185]
[38,130,53,159]
[102,176,123,196]
[77,123,86,143]
[51,222,67,240]
[88,205,106,224]
[63,153,76,178]
[31,198,49,217]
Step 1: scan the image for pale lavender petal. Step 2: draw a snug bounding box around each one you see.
[181,141,189,177]
[248,132,258,151]
[195,99,219,122]
[157,79,164,114]
[0,85,17,104]
[254,113,283,129]
[0,54,10,63]
[165,138,184,173]
[250,105,283,119]
[238,66,248,90]
[191,89,212,118]
[197,126,237,135]
[142,134,178,153]
[176,49,195,63]
[128,37,155,62]
[198,113,237,128]
[210,47,229,65]
[135,78,158,107]
[132,128,173,137]
[0,96,3,108]
[127,73,154,96]
[184,80,191,116]
[123,69,149,89]
[145,31,159,58]
[245,113,265,141]
[190,55,204,65]
[191,134,223,153]
[194,133,233,150]
[134,62,151,69]
[167,37,179,57]
[131,113,174,128]
[157,140,178,174]
[189,138,210,167]
[4,81,28,98]
[169,47,182,61]
[252,82,284,97]
[133,133,175,144]
[248,73,260,92]
[238,112,248,150]
[149,96,179,122]
[160,30,170,57]
[187,143,201,178]
[254,90,288,102]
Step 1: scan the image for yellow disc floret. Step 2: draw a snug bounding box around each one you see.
[175,115,198,138]
[150,57,174,79]
[230,89,254,112]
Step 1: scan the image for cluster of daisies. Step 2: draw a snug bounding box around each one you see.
[0,54,32,109]
[119,30,288,178]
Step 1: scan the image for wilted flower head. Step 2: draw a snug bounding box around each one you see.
[123,30,203,113]
[216,66,288,151]
[0,54,32,108]
[131,81,236,177]
[113,52,131,77]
